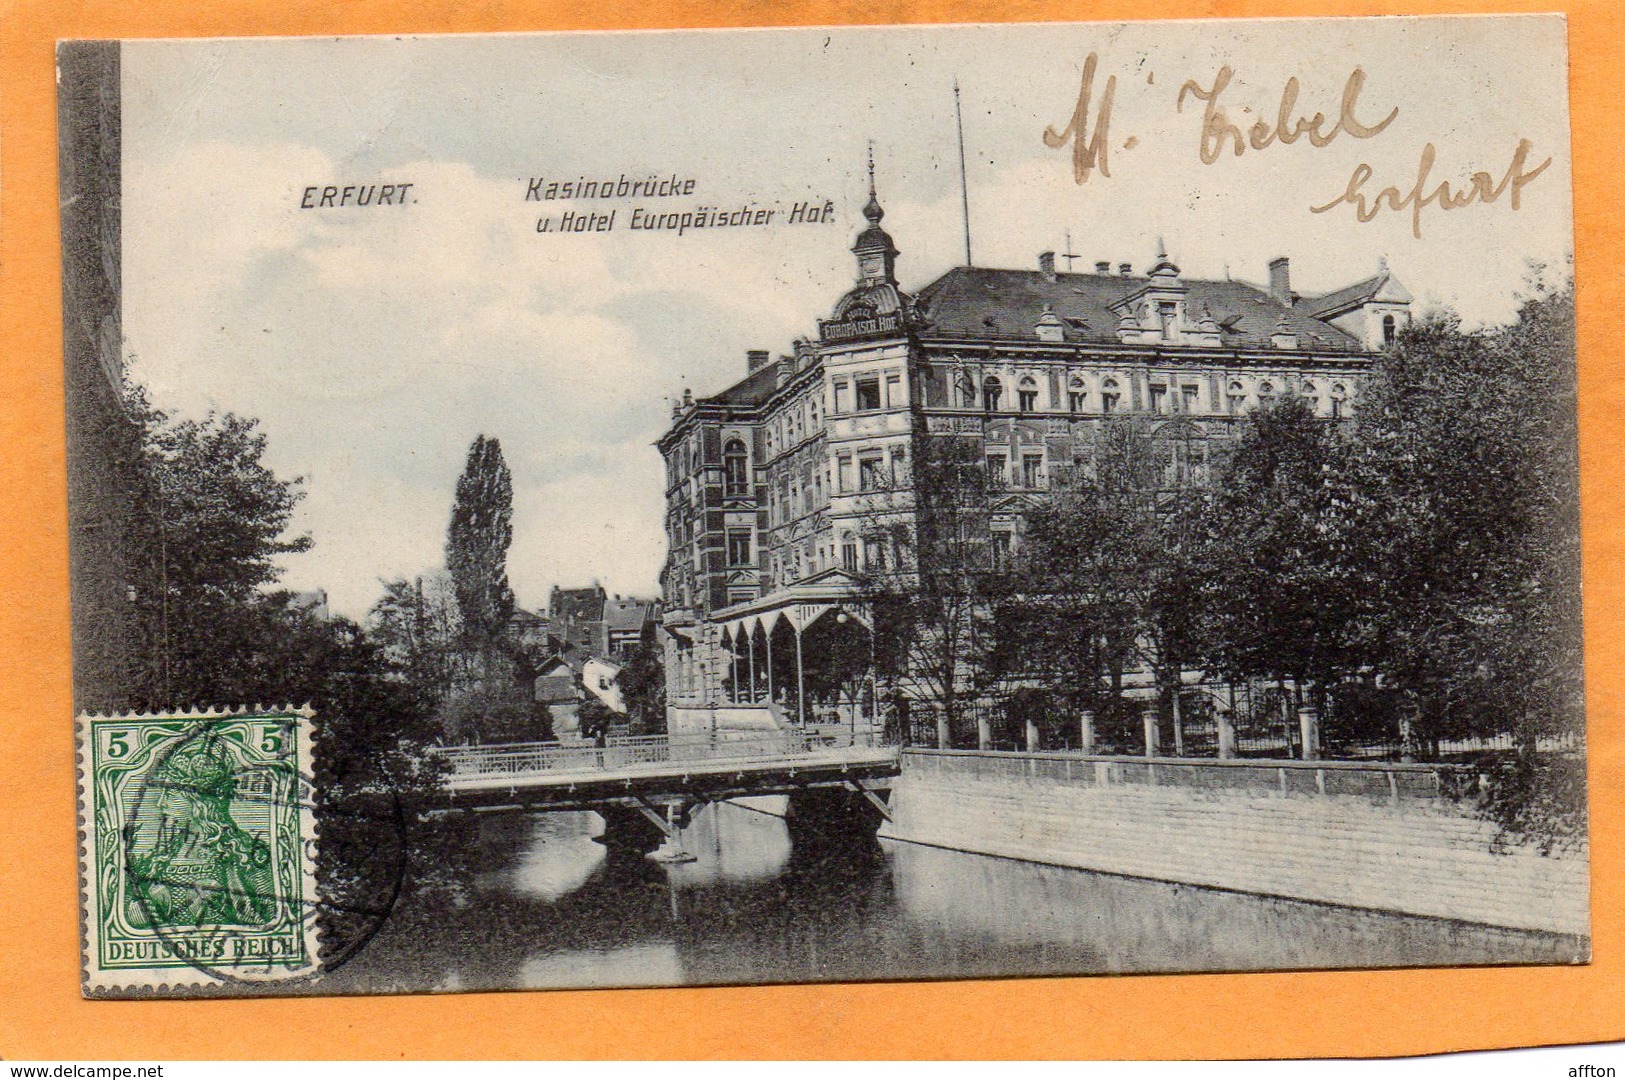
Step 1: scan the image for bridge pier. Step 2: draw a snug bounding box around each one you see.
[594,805,669,858]
[785,785,890,853]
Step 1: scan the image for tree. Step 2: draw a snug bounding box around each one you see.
[125,391,313,710]
[445,435,515,645]
[617,644,668,736]
[368,572,465,704]
[1017,417,1211,752]
[1201,396,1359,704]
[859,434,1009,747]
[1342,281,1583,847]
[114,390,462,953]
[436,435,544,743]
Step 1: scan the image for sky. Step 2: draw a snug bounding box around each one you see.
[119,16,1574,619]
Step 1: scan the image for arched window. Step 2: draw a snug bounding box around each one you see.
[723,439,749,496]
[982,376,1003,412]
[1068,377,1087,413]
[1258,380,1277,407]
[1383,313,1398,345]
[1302,381,1320,415]
[1227,380,1246,416]
[1101,378,1121,414]
[1330,383,1349,419]
[1018,376,1039,412]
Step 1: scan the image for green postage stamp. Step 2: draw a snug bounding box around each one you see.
[77,707,320,993]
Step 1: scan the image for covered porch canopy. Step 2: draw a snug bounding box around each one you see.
[709,568,876,725]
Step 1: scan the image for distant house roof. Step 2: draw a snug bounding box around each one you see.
[605,597,655,633]
[1297,270,1414,320]
[910,266,1366,352]
[702,362,783,409]
[534,673,578,705]
[550,584,606,623]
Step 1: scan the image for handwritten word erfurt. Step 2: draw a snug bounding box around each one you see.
[1309,140,1551,240]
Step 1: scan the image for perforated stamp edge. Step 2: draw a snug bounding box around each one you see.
[76,704,321,997]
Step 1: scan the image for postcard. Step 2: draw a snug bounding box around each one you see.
[58,15,1586,999]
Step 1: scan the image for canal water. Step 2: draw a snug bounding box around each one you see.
[328,800,1583,994]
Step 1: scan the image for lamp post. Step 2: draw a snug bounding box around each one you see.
[836,610,855,746]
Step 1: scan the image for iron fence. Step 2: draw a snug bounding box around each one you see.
[436,729,886,780]
[886,683,1583,765]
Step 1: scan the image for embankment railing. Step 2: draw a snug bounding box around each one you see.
[902,747,1477,802]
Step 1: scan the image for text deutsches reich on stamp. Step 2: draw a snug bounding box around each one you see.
[76,707,320,993]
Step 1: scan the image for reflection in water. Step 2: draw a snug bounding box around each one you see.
[326,801,1583,995]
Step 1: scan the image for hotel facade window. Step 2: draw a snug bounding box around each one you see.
[723,439,749,496]
[1068,379,1087,412]
[859,453,885,492]
[982,376,1002,412]
[1022,453,1044,489]
[863,535,886,571]
[856,375,882,411]
[726,528,752,567]
[991,529,1014,568]
[1018,377,1039,412]
[986,454,1007,488]
[1102,379,1121,413]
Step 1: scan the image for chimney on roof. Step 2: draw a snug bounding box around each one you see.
[1038,251,1057,281]
[1095,260,1110,274]
[747,349,771,372]
[1119,262,1132,277]
[1269,257,1292,304]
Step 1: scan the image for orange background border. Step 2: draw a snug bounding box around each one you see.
[1,0,1619,1060]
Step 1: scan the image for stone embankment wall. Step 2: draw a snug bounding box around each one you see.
[879,749,1589,936]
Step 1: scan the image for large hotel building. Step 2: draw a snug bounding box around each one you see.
[657,171,1412,738]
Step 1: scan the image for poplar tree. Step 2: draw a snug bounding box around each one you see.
[444,435,516,646]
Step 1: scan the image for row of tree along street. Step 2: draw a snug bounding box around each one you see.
[861,281,1583,851]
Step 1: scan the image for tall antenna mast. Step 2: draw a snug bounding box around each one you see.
[1062,229,1081,271]
[953,77,973,267]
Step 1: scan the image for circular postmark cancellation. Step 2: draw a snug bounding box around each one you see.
[77,707,408,995]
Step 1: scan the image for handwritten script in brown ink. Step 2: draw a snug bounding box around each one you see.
[1310,138,1552,239]
[1043,53,1117,185]
[1176,65,1398,165]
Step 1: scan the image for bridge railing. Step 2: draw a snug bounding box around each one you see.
[437,730,890,780]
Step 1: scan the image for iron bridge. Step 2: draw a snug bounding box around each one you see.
[434,731,900,842]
